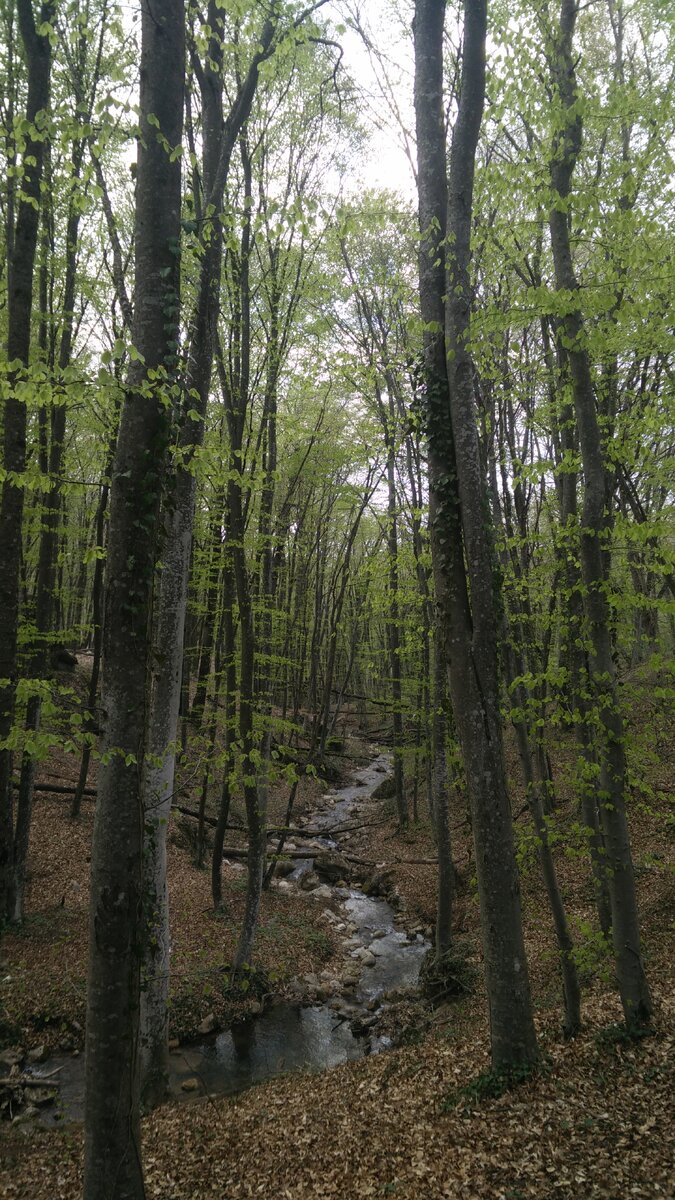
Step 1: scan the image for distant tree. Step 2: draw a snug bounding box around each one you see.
[544,0,652,1028]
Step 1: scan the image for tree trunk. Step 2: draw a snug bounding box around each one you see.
[211,542,237,910]
[83,4,184,1196]
[546,0,651,1029]
[0,0,54,929]
[414,0,538,1070]
[138,3,282,1102]
[17,19,106,892]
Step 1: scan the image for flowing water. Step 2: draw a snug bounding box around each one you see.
[30,752,429,1122]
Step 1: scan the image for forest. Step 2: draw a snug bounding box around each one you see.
[0,0,673,1197]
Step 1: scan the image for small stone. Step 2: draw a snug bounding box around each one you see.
[197,1012,218,1036]
[12,1106,39,1126]
[336,1003,357,1020]
[181,1077,200,1092]
[0,1046,24,1068]
[372,930,387,940]
[342,964,361,981]
[27,1044,47,1064]
[168,1038,180,1051]
[361,950,376,967]
[300,871,320,892]
[311,884,333,900]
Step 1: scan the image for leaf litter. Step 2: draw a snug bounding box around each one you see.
[1,713,673,1198]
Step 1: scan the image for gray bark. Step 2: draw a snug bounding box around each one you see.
[138,3,281,1102]
[83,3,185,1195]
[414,0,538,1069]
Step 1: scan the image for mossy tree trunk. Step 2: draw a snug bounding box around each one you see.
[414,0,538,1070]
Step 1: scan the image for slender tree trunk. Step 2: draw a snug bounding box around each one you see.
[488,439,581,1036]
[190,497,224,725]
[211,542,237,910]
[482,408,578,1036]
[384,411,408,827]
[430,625,453,957]
[546,0,651,1029]
[0,0,55,930]
[83,5,184,1196]
[72,430,117,821]
[18,20,106,879]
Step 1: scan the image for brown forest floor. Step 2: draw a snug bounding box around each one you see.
[1,660,674,1198]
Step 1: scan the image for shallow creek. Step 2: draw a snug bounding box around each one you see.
[33,752,429,1121]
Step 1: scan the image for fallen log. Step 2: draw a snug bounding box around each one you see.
[174,804,389,839]
[12,779,96,798]
[0,1072,62,1087]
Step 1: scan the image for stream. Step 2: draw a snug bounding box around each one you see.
[30,752,429,1122]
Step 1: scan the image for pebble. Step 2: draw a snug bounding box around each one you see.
[311,884,333,900]
[0,1047,24,1069]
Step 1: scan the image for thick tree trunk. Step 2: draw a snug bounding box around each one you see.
[547,0,651,1029]
[83,4,184,1196]
[414,0,538,1070]
[138,3,281,1100]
